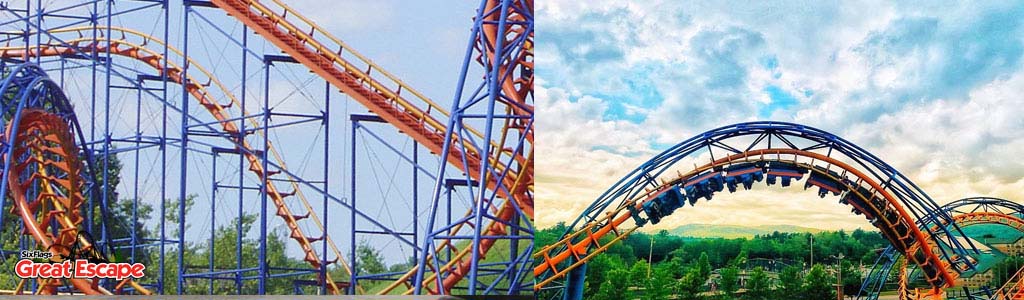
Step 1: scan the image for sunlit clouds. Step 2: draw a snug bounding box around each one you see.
[537,1,1024,231]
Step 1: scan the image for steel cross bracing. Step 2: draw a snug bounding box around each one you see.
[412,0,533,295]
[196,0,533,294]
[534,121,979,300]
[858,197,1024,300]
[0,28,354,294]
[0,0,532,295]
[0,62,151,294]
[348,114,429,292]
[996,265,1024,300]
[897,211,1024,300]
[205,0,531,209]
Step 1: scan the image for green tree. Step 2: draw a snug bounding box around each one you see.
[989,256,1024,288]
[776,265,803,299]
[719,266,740,299]
[803,264,835,300]
[534,222,566,250]
[730,249,748,268]
[355,240,387,275]
[840,260,860,296]
[629,260,650,290]
[664,256,686,279]
[678,266,705,300]
[644,264,674,300]
[745,266,771,300]
[89,152,158,264]
[698,252,713,279]
[0,219,23,286]
[593,268,630,300]
[584,254,625,297]
[155,210,319,294]
[534,223,892,300]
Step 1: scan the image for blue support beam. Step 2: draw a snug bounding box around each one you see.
[537,121,981,299]
[416,0,534,295]
[1,0,528,295]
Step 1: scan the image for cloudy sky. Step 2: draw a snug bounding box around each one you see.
[536,1,1024,231]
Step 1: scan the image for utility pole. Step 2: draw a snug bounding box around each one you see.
[810,234,814,267]
[648,234,655,279]
[834,254,845,300]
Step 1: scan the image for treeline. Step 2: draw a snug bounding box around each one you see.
[537,223,889,299]
[0,153,403,294]
[538,223,888,268]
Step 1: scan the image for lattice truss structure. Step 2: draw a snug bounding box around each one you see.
[859,198,1024,300]
[0,0,532,295]
[533,122,996,300]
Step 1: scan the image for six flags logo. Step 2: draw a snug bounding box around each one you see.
[14,250,145,281]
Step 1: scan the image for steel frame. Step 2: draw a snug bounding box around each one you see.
[0,0,532,296]
[348,113,428,292]
[0,60,136,294]
[414,0,534,295]
[1,0,175,293]
[858,197,1024,300]
[535,121,979,300]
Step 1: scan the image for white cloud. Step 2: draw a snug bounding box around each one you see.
[535,82,658,227]
[844,70,1024,205]
[536,1,1024,232]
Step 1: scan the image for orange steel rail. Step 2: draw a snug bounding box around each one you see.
[996,264,1024,300]
[208,0,530,211]
[533,149,957,291]
[2,0,533,293]
[898,259,944,300]
[4,109,149,295]
[1,26,367,292]
[3,2,533,291]
[481,0,535,117]
[897,212,1024,299]
[934,212,1024,231]
[205,0,532,294]
[0,34,352,294]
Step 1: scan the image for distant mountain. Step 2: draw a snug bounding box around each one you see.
[667,224,823,239]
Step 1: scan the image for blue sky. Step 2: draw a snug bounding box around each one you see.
[537,1,1024,231]
[2,0,481,266]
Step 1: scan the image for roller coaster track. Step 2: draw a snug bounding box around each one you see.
[207,0,531,210]
[995,265,1024,300]
[1,0,532,294]
[897,258,948,300]
[206,0,532,294]
[534,122,975,300]
[896,211,1024,299]
[414,0,533,294]
[0,29,364,293]
[0,63,150,295]
[535,149,955,290]
[7,109,107,295]
[860,198,1024,300]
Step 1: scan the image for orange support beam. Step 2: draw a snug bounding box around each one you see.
[533,148,957,291]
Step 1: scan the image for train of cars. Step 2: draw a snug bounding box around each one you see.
[625,159,952,286]
[629,161,886,230]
